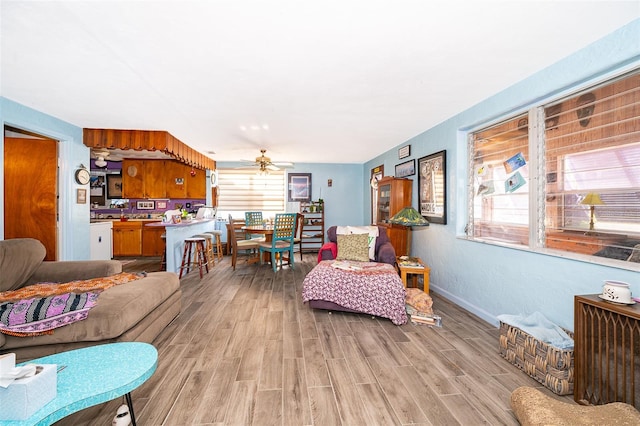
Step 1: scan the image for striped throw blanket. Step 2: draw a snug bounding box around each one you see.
[0,272,144,336]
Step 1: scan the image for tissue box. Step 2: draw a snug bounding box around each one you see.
[0,364,57,420]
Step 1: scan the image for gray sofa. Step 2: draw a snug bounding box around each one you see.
[0,238,181,362]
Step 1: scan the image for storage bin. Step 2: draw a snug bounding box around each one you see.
[499,321,574,395]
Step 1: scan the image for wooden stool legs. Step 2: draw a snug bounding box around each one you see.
[178,237,209,278]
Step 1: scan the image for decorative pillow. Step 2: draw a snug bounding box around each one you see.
[336,233,370,262]
[405,288,433,314]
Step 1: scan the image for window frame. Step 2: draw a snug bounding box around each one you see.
[465,68,640,271]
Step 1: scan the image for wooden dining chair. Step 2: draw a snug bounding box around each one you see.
[244,211,266,241]
[226,223,260,270]
[293,213,305,261]
[258,213,297,272]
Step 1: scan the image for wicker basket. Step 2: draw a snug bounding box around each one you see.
[499,321,574,395]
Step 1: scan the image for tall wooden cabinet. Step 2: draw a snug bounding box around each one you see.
[377,176,412,257]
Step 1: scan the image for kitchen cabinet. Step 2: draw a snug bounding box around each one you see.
[142,222,166,256]
[122,159,206,199]
[377,176,412,257]
[112,221,142,256]
[186,168,206,198]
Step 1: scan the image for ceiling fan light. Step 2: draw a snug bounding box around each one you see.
[94,157,108,168]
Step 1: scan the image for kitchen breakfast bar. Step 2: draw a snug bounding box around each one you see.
[146,219,216,274]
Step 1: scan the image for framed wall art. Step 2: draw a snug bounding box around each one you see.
[395,159,415,178]
[136,200,155,210]
[418,150,447,224]
[106,174,123,199]
[398,145,411,159]
[288,173,312,202]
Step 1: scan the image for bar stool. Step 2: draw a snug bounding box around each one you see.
[204,230,224,261]
[178,237,209,279]
[160,233,167,271]
[193,233,215,268]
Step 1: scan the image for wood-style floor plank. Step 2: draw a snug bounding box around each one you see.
[53,254,573,425]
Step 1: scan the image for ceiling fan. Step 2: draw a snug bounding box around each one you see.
[238,149,294,172]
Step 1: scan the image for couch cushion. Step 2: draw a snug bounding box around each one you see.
[0,239,46,292]
[336,233,370,262]
[1,271,180,349]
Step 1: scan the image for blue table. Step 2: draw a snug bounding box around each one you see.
[1,342,157,426]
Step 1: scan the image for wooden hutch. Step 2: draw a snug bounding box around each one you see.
[376,176,412,257]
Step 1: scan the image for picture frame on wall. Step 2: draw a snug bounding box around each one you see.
[76,188,87,204]
[106,174,123,199]
[136,200,155,210]
[398,145,411,159]
[288,173,312,202]
[395,159,416,178]
[418,150,447,224]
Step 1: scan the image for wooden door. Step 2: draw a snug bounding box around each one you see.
[186,167,206,198]
[144,160,167,198]
[122,159,145,198]
[164,160,187,198]
[4,137,58,260]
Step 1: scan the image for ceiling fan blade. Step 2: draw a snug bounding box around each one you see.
[272,161,294,166]
[266,164,280,171]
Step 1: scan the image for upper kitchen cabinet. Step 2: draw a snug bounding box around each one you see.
[122,159,206,199]
[165,160,187,198]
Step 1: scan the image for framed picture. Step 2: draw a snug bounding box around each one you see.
[136,200,155,210]
[76,188,87,204]
[395,159,416,178]
[398,145,411,159]
[106,174,123,199]
[418,150,447,224]
[288,173,312,202]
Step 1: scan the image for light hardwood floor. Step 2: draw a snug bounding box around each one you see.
[56,254,570,425]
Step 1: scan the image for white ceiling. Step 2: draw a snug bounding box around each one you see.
[1,1,638,164]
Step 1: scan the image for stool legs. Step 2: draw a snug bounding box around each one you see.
[179,238,209,279]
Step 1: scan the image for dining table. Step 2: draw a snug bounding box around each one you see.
[241,225,274,263]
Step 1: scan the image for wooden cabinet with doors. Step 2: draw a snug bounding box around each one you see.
[122,159,206,199]
[377,176,412,257]
[112,221,142,256]
[142,222,166,256]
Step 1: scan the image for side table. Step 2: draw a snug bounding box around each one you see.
[2,342,157,426]
[397,256,430,294]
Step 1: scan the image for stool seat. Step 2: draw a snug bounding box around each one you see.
[179,237,209,278]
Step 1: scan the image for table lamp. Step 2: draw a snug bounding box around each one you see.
[580,192,604,234]
[389,206,429,256]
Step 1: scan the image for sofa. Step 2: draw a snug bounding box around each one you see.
[318,225,397,265]
[0,238,181,362]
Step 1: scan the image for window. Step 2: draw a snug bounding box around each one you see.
[468,70,640,266]
[217,169,285,214]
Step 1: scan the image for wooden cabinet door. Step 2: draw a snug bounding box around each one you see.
[122,159,145,199]
[165,160,187,198]
[186,168,206,198]
[142,224,165,256]
[143,160,167,198]
[113,222,142,256]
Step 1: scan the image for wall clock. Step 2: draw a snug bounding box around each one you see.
[210,170,218,187]
[75,167,90,185]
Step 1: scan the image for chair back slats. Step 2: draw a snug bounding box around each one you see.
[273,213,296,242]
[244,211,263,226]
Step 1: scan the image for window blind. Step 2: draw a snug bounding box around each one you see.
[545,71,640,236]
[470,113,530,245]
[217,169,285,212]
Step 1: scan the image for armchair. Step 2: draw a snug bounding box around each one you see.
[318,225,396,265]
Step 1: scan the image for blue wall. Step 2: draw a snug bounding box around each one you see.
[364,20,640,329]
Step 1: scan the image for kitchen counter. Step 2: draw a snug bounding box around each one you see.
[151,219,216,273]
[91,218,162,223]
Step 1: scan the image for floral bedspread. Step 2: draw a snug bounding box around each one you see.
[302,260,407,325]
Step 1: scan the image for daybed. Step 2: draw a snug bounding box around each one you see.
[303,225,407,325]
[0,238,181,362]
